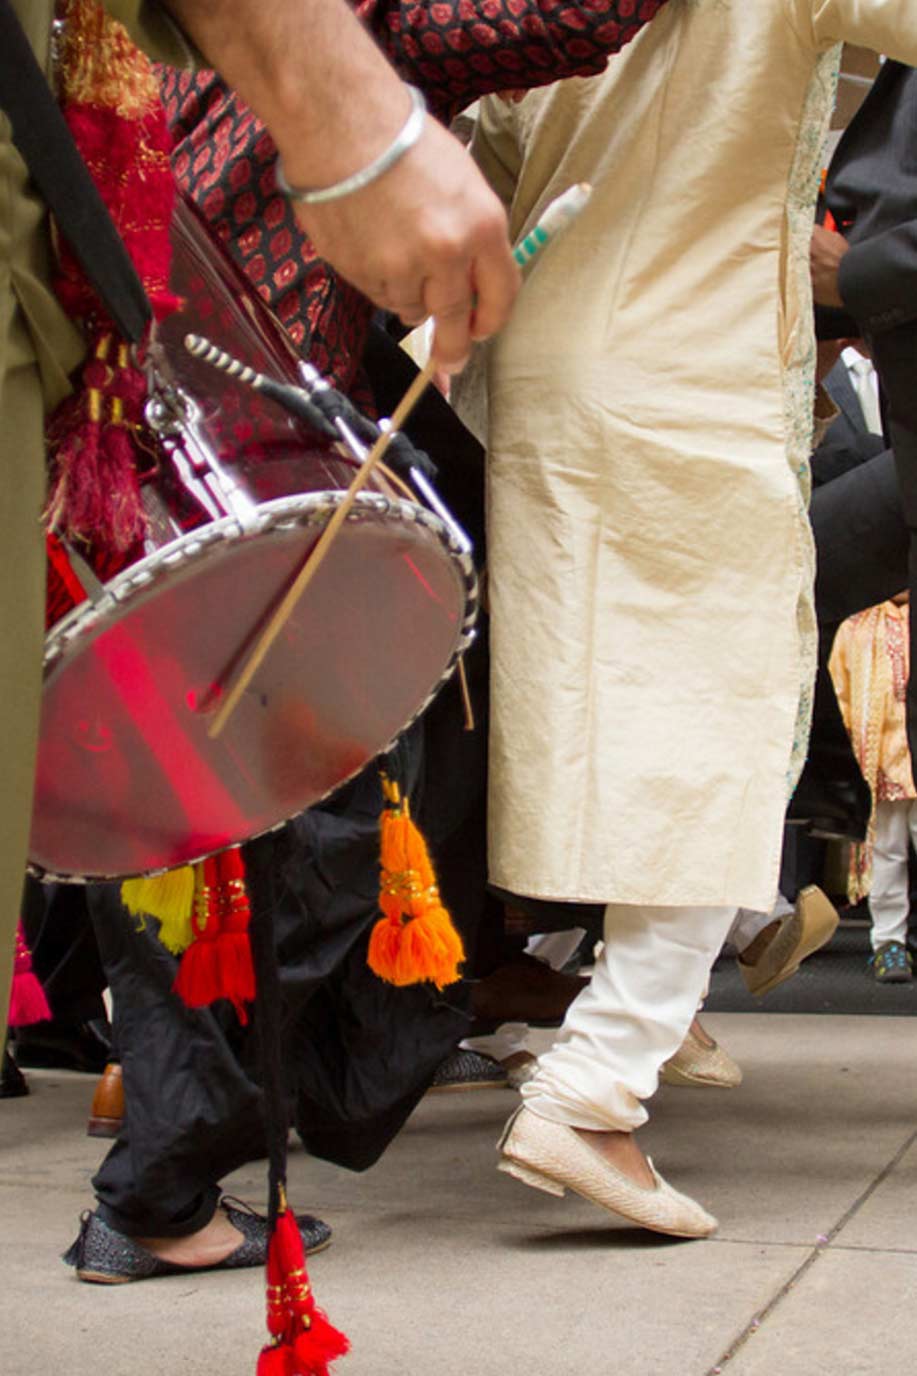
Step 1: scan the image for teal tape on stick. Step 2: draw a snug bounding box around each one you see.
[511,183,592,277]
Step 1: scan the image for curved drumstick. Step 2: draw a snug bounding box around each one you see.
[204,356,436,739]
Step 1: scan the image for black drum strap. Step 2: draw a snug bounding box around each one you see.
[244,833,291,1231]
[0,0,153,344]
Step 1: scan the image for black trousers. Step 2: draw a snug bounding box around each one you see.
[812,443,908,640]
[90,891,257,1237]
[89,781,473,1243]
[891,421,917,762]
[89,676,485,1235]
[20,879,107,1027]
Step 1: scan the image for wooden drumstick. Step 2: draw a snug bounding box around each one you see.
[207,357,436,738]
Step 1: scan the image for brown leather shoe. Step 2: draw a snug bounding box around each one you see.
[87,1062,124,1138]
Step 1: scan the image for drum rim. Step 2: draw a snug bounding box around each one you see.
[33,488,478,883]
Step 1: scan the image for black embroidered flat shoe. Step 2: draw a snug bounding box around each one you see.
[62,1198,331,1284]
[429,1048,508,1091]
[1,1046,28,1099]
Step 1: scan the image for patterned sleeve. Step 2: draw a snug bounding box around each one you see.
[356,0,670,121]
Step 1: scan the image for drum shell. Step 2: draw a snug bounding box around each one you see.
[29,199,477,880]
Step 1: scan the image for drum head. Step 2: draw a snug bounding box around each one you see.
[30,493,475,879]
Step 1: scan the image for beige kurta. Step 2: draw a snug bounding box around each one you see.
[466,0,917,912]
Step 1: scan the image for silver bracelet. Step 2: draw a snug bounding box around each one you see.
[276,85,426,206]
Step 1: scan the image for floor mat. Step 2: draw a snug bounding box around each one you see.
[705,921,917,1016]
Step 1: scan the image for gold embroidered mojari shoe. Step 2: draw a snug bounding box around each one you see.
[660,1024,743,1089]
[738,885,839,998]
[497,1106,717,1239]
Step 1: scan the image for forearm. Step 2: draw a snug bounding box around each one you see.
[162,0,414,187]
[160,0,520,369]
[357,0,669,121]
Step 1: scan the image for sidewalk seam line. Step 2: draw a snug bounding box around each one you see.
[701,1126,917,1375]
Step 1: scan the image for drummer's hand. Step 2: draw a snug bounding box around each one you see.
[292,117,520,373]
[810,224,849,308]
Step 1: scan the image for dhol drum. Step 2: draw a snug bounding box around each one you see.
[29,199,478,881]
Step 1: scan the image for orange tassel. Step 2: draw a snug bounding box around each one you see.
[367,775,465,990]
[172,847,255,1023]
[259,1199,349,1376]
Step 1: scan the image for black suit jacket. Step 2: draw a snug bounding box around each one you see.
[826,61,917,435]
[811,356,885,487]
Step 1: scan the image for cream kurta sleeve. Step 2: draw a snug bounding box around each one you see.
[471,100,524,213]
[805,0,917,63]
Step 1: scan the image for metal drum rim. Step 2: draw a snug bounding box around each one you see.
[44,487,475,666]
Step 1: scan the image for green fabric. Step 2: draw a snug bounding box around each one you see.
[107,0,200,71]
[0,330,49,1027]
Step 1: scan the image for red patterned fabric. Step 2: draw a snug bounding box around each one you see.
[161,75,372,396]
[160,0,667,395]
[359,0,666,118]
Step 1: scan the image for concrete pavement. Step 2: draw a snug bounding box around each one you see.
[2,1012,916,1376]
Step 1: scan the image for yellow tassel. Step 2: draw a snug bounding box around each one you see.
[121,865,197,954]
[368,775,465,990]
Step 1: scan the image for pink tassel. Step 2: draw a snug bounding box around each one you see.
[8,923,51,1028]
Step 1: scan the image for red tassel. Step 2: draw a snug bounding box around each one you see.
[46,334,152,554]
[292,1318,351,1375]
[258,1206,349,1376]
[257,1348,293,1376]
[173,848,255,1023]
[8,923,52,1028]
[44,0,181,583]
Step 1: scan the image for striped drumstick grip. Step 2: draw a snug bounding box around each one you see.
[184,334,267,389]
[183,334,334,436]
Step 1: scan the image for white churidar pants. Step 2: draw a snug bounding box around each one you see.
[869,799,917,949]
[521,904,737,1132]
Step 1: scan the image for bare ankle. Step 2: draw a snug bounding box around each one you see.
[689,1015,715,1048]
[136,1212,242,1268]
[573,1127,656,1191]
